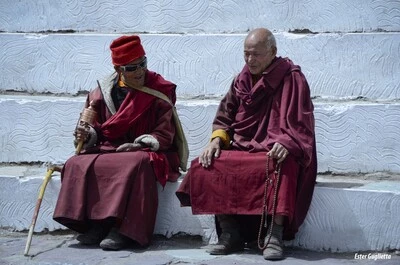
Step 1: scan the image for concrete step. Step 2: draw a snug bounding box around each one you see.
[1,32,399,99]
[2,0,399,33]
[293,175,400,252]
[0,165,215,241]
[0,165,399,252]
[1,96,400,173]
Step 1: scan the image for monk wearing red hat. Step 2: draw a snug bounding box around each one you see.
[176,28,317,260]
[53,35,184,250]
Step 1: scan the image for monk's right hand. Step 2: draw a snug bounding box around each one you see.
[73,124,90,146]
[199,137,221,168]
[74,125,97,150]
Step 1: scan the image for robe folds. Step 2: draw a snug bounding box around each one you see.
[53,70,180,246]
[176,57,317,240]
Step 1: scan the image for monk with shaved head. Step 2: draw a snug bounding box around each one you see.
[177,28,317,260]
[244,28,277,77]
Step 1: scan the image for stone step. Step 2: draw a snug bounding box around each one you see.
[294,175,400,251]
[1,96,400,173]
[0,165,399,252]
[0,165,214,240]
[1,0,398,33]
[0,32,399,99]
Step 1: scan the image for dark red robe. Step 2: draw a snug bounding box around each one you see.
[53,70,180,246]
[176,57,317,241]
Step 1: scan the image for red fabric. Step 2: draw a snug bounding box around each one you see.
[215,57,315,165]
[54,71,180,245]
[101,71,176,141]
[176,57,317,240]
[110,35,145,66]
[179,152,299,219]
[95,70,177,186]
[100,88,153,140]
[54,152,158,246]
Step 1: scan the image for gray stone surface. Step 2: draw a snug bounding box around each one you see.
[1,229,399,265]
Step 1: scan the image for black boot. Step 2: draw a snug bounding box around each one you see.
[263,223,284,260]
[207,215,244,255]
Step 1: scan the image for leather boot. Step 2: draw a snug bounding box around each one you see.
[263,223,284,260]
[207,215,244,255]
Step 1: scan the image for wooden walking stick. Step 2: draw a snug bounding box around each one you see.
[24,100,97,255]
[24,165,62,256]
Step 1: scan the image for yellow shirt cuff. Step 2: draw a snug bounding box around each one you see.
[211,129,230,149]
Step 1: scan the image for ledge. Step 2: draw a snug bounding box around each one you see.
[1,166,399,252]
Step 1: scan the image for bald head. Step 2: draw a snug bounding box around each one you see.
[244,28,277,75]
[245,28,276,51]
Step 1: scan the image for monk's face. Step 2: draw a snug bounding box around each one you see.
[244,37,276,75]
[117,56,147,87]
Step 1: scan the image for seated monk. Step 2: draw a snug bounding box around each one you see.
[176,28,317,260]
[53,35,185,251]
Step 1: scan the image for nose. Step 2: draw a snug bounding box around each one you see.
[247,54,256,63]
[130,67,145,76]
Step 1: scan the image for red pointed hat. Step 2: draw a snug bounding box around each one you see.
[110,35,146,66]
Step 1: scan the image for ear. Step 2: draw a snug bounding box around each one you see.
[114,65,121,73]
[271,46,277,57]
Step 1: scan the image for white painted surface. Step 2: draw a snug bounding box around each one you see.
[315,103,400,173]
[1,167,399,252]
[1,33,399,99]
[0,169,214,240]
[1,96,400,173]
[1,0,399,253]
[0,0,399,33]
[290,185,400,252]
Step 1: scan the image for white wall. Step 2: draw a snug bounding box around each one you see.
[1,0,400,252]
[1,33,399,99]
[1,0,399,33]
[0,0,399,173]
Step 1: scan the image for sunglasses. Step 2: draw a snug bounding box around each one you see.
[120,57,147,72]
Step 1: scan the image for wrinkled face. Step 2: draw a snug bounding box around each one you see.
[117,56,147,87]
[244,39,276,75]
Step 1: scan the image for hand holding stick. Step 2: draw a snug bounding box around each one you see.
[74,101,97,155]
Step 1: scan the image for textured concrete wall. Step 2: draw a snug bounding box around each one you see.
[1,33,399,99]
[1,97,400,173]
[1,0,399,33]
[1,2,399,175]
[1,0,400,252]
[2,166,399,252]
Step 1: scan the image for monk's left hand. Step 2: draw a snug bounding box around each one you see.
[268,142,289,164]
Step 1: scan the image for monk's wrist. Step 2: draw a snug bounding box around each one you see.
[212,137,222,147]
[210,129,230,149]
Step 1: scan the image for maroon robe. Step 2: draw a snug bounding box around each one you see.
[54,70,180,246]
[176,57,317,240]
